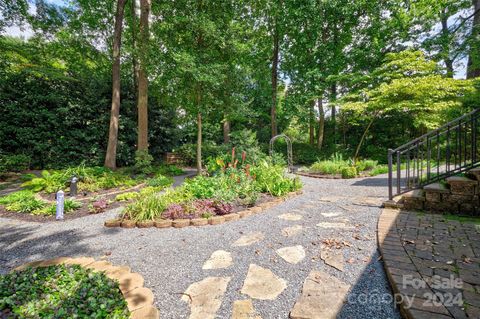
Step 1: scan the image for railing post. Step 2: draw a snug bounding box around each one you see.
[388,149,393,200]
[396,151,401,195]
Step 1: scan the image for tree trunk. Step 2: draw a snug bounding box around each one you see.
[223,119,230,144]
[354,113,378,164]
[331,83,337,145]
[137,0,150,151]
[317,99,325,150]
[468,0,480,78]
[131,0,139,94]
[196,111,202,174]
[309,101,314,145]
[440,10,454,78]
[105,0,127,169]
[271,21,279,138]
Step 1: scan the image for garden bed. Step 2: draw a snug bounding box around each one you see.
[0,164,185,222]
[105,190,301,229]
[297,154,389,179]
[3,257,159,319]
[112,153,302,229]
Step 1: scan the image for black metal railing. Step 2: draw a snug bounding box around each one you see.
[388,108,480,200]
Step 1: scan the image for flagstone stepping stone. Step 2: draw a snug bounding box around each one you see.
[124,287,154,312]
[233,232,265,247]
[202,250,233,270]
[118,272,145,294]
[290,270,351,319]
[321,212,343,218]
[281,225,303,237]
[320,249,344,271]
[241,264,287,300]
[276,245,306,264]
[182,276,231,319]
[300,204,315,209]
[278,213,303,221]
[317,196,345,203]
[131,306,160,319]
[352,197,383,207]
[316,222,353,229]
[232,299,262,319]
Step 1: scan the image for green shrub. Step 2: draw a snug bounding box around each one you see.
[250,161,302,196]
[115,192,139,202]
[146,174,174,188]
[341,166,358,179]
[0,264,129,318]
[134,150,154,174]
[0,154,31,174]
[32,199,82,215]
[123,186,193,221]
[21,170,66,193]
[369,165,389,176]
[356,159,378,172]
[155,164,184,176]
[0,190,46,213]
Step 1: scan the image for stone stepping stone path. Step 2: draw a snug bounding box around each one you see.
[276,245,306,264]
[281,225,303,237]
[290,270,351,319]
[321,212,343,217]
[182,276,231,319]
[320,248,344,271]
[232,299,262,319]
[202,250,233,270]
[278,213,303,221]
[240,264,287,300]
[1,174,400,318]
[232,232,265,247]
[316,221,354,229]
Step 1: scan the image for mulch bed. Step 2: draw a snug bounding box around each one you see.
[0,184,146,223]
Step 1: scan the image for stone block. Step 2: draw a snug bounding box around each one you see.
[154,219,172,228]
[424,201,456,213]
[425,192,441,202]
[404,198,424,211]
[446,176,477,195]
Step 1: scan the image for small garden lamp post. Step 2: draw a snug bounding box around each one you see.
[56,190,64,220]
[70,176,78,197]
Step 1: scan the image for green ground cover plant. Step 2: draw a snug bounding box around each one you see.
[0,265,129,318]
[0,190,82,215]
[303,153,391,179]
[0,163,179,216]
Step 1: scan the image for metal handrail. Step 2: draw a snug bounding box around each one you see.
[388,108,480,200]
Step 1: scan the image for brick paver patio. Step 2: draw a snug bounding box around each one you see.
[378,208,480,319]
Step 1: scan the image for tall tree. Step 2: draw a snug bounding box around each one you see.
[136,0,150,151]
[468,0,480,78]
[271,19,279,138]
[105,0,127,169]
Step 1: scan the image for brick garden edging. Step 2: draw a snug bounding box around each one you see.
[378,208,480,319]
[13,257,159,319]
[105,190,303,229]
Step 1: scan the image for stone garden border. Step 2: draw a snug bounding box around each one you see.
[105,190,303,229]
[12,257,159,319]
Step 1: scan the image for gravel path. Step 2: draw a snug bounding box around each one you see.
[0,174,401,319]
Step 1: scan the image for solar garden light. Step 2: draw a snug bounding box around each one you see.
[56,190,64,220]
[70,176,78,197]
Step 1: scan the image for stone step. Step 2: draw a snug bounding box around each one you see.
[467,167,480,181]
[402,189,425,200]
[445,175,478,186]
[423,182,450,194]
[446,176,478,195]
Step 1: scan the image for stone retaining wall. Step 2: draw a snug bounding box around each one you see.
[403,175,480,216]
